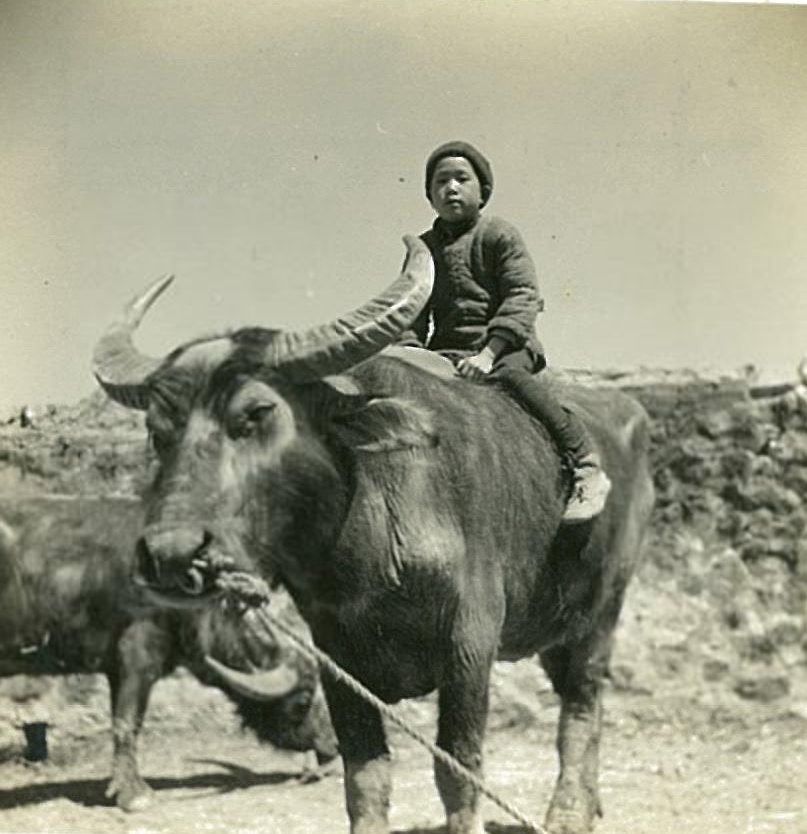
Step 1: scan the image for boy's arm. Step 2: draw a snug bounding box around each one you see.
[485,220,544,350]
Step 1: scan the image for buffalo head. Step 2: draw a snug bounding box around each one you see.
[93,237,434,608]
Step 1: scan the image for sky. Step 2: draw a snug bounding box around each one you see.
[1,0,806,409]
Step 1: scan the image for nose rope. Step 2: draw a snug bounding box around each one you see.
[214,570,548,834]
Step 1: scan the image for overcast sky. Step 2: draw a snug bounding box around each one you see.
[1,0,806,409]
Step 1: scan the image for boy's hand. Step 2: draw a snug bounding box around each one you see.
[457,336,508,380]
[457,350,495,380]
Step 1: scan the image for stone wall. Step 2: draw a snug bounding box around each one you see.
[609,374,807,713]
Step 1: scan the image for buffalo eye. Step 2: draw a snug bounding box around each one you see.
[229,402,277,439]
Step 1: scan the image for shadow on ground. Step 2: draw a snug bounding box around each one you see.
[0,758,301,810]
[396,825,533,834]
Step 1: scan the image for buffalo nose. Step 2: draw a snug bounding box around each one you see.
[136,526,212,587]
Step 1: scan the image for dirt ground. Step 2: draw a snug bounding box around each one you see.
[1,665,805,834]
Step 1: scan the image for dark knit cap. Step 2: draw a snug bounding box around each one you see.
[425,141,494,206]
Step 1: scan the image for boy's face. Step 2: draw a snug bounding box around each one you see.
[429,156,483,224]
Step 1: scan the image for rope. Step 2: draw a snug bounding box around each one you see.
[215,571,547,834]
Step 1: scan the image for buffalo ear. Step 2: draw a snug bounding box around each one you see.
[327,394,438,453]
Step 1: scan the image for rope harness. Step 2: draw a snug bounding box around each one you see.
[215,571,548,834]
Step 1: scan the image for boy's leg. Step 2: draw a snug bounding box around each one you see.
[490,362,611,523]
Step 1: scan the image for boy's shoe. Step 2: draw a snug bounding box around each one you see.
[562,454,612,524]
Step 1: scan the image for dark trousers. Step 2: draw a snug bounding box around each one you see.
[488,350,591,464]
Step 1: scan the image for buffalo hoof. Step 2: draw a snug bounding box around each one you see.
[545,786,600,834]
[106,777,153,812]
[445,810,485,834]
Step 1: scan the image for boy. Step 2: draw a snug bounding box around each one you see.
[399,140,611,523]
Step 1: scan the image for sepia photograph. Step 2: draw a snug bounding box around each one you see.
[1,1,806,832]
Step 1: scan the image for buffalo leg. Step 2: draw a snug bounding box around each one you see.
[105,620,172,812]
[323,674,391,834]
[540,638,611,834]
[434,635,496,834]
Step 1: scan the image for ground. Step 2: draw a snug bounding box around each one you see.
[0,661,805,834]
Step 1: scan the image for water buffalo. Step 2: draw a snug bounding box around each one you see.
[0,495,338,811]
[93,236,654,834]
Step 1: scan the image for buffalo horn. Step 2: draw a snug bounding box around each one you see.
[93,236,433,404]
[262,234,434,380]
[92,274,175,409]
[203,655,300,701]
